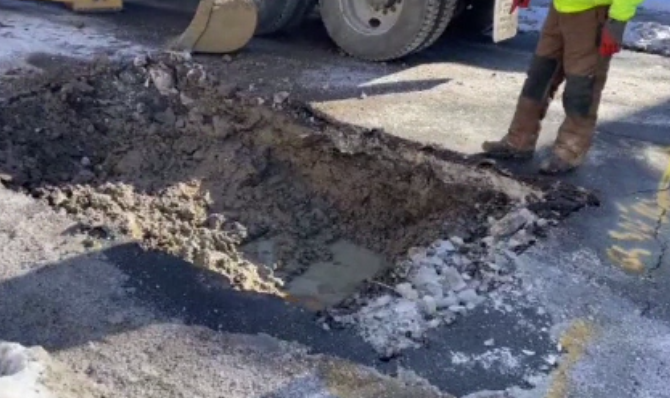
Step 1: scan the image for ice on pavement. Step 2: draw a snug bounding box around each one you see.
[519,4,670,56]
[0,1,147,71]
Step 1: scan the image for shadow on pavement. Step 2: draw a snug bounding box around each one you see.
[0,240,554,396]
[0,242,385,366]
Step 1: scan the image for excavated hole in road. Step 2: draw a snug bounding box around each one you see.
[0,53,593,316]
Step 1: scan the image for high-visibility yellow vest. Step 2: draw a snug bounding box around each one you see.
[553,0,646,22]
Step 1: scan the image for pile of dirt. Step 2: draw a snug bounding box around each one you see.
[0,52,590,304]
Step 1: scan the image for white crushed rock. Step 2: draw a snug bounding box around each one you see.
[335,207,543,357]
[450,347,521,373]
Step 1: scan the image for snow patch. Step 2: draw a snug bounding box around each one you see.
[0,4,148,72]
[0,343,52,398]
[625,21,670,55]
[519,6,670,57]
[0,341,101,398]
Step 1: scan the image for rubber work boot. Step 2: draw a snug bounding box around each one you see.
[481,138,535,160]
[481,93,549,160]
[539,154,578,175]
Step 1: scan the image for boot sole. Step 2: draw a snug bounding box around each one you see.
[482,151,534,161]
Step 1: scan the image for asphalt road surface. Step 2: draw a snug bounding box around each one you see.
[1,1,670,397]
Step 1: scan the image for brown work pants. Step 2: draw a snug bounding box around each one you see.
[506,4,611,165]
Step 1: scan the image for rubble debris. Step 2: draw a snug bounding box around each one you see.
[332,204,553,357]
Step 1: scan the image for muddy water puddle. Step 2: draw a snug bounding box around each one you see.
[0,53,545,311]
[246,239,392,310]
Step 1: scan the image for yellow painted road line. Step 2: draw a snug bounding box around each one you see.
[545,319,597,398]
[607,147,670,273]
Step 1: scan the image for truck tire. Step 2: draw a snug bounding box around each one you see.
[281,0,318,32]
[254,0,303,35]
[448,0,495,36]
[414,0,459,53]
[318,0,444,61]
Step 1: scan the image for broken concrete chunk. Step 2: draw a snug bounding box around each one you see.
[457,288,483,306]
[273,91,290,104]
[395,282,419,301]
[421,295,438,316]
[441,266,467,292]
[436,294,458,309]
[411,266,443,297]
[434,240,456,255]
[536,218,549,228]
[148,65,177,96]
[448,305,467,314]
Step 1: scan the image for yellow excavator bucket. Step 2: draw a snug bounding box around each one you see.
[46,0,123,12]
[37,0,258,54]
[168,0,258,54]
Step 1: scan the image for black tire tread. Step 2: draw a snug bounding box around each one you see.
[415,0,460,53]
[255,0,303,36]
[280,0,318,32]
[318,0,444,62]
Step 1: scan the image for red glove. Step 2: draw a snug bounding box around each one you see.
[509,0,530,14]
[600,19,627,57]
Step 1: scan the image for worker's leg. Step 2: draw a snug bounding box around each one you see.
[542,6,610,174]
[482,4,564,159]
